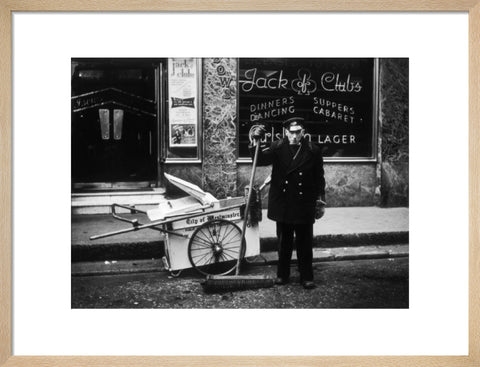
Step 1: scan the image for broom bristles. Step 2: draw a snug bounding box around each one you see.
[201,275,275,293]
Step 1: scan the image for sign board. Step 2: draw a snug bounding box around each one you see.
[238,58,377,160]
[171,208,241,231]
[168,58,198,148]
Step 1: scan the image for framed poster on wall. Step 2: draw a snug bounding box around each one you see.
[168,58,199,148]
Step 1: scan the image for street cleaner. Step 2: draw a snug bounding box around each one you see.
[250,117,326,289]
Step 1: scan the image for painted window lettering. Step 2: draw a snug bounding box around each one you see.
[312,97,356,123]
[291,69,317,95]
[249,96,296,122]
[240,68,289,92]
[320,72,362,93]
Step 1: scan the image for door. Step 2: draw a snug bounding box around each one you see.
[71,59,161,190]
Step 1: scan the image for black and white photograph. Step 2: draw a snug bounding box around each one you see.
[71,57,409,309]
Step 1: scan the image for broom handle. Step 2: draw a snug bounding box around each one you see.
[236,140,261,275]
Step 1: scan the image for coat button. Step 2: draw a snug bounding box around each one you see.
[283,189,286,193]
[299,172,303,176]
[299,192,303,195]
[298,183,302,186]
[285,180,288,184]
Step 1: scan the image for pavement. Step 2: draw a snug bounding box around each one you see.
[72,206,409,275]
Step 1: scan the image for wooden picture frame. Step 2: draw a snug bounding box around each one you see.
[0,1,478,366]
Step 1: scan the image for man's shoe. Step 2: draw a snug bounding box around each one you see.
[302,281,316,289]
[274,277,289,285]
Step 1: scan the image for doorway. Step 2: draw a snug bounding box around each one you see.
[71,58,163,191]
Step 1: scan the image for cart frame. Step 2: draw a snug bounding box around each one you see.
[90,198,261,276]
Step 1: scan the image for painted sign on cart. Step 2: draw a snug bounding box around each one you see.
[171,208,241,231]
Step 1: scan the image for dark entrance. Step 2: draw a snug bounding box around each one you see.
[71,59,163,191]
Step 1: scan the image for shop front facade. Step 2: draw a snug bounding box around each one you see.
[71,57,408,214]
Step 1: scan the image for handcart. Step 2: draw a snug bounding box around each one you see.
[90,173,268,277]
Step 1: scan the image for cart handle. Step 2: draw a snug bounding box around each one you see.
[111,204,147,226]
[89,224,189,240]
[89,203,190,240]
[90,203,245,241]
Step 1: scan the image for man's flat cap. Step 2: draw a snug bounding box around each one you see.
[282,117,305,131]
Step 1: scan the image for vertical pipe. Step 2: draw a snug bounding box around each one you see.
[155,62,165,191]
[374,58,382,206]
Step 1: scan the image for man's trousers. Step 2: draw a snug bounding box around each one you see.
[276,222,314,282]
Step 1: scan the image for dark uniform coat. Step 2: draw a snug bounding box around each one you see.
[251,137,325,224]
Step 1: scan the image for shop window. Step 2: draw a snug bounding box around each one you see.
[237,58,378,162]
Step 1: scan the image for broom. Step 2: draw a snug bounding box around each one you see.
[201,139,275,293]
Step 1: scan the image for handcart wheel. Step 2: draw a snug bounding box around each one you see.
[188,219,246,276]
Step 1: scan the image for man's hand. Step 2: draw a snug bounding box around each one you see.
[251,125,266,140]
[315,199,326,219]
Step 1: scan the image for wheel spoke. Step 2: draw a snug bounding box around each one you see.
[222,240,242,248]
[221,252,236,261]
[219,252,228,262]
[191,236,213,247]
[219,222,230,242]
[222,231,241,246]
[190,246,212,251]
[223,247,240,255]
[196,230,214,246]
[219,223,237,244]
[213,222,221,243]
[191,250,212,260]
[206,254,216,266]
[205,222,217,243]
[192,251,213,264]
[211,222,218,241]
[192,237,213,247]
